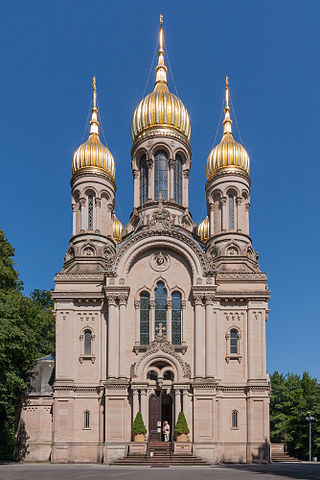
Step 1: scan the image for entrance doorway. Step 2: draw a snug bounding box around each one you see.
[148,390,173,441]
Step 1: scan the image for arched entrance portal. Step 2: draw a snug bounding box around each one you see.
[149,391,173,441]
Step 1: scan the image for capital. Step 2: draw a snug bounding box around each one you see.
[205,295,215,305]
[119,295,128,306]
[221,197,227,205]
[95,197,101,207]
[193,294,203,306]
[133,169,139,179]
[134,300,140,310]
[106,294,117,306]
[169,159,175,169]
[183,169,190,179]
[147,159,153,169]
[71,203,77,212]
[79,197,86,206]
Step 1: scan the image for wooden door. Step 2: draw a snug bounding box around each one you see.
[149,392,161,441]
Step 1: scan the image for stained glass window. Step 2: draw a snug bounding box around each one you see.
[154,150,168,200]
[84,411,90,428]
[140,155,148,205]
[232,410,238,428]
[84,330,92,355]
[172,292,182,345]
[228,194,234,229]
[140,292,150,345]
[174,155,183,204]
[230,329,238,354]
[155,282,167,336]
[88,195,94,230]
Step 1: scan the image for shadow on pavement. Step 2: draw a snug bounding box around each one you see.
[223,463,320,480]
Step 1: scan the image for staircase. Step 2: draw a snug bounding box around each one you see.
[112,441,210,466]
[271,443,301,463]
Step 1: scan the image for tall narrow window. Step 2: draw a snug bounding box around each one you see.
[84,330,92,355]
[88,195,94,230]
[174,155,183,204]
[155,282,167,336]
[154,150,168,200]
[230,329,238,354]
[139,155,148,205]
[172,292,182,345]
[228,194,234,229]
[84,410,90,429]
[232,410,238,428]
[140,292,150,345]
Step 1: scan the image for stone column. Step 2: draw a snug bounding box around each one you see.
[208,202,214,237]
[183,170,190,208]
[181,300,186,344]
[119,295,128,378]
[235,197,241,231]
[80,197,86,231]
[182,388,192,440]
[245,202,250,235]
[132,388,139,421]
[221,196,227,231]
[72,203,77,236]
[205,295,215,379]
[169,159,175,201]
[247,304,255,380]
[150,300,155,342]
[133,170,139,208]
[107,295,118,378]
[140,389,148,428]
[174,389,181,423]
[194,294,204,377]
[106,204,113,237]
[147,159,154,200]
[166,300,172,343]
[134,300,140,345]
[95,197,101,233]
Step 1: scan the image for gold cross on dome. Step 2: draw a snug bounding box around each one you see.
[155,322,166,337]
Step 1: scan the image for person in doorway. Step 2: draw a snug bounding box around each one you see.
[163,420,170,442]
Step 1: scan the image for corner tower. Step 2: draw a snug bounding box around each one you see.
[127,16,194,235]
[200,77,257,271]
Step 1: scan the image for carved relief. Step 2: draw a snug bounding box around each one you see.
[150,251,170,272]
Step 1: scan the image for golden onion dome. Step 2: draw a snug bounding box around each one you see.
[72,77,116,180]
[112,215,123,243]
[131,16,191,145]
[206,77,250,180]
[197,216,209,243]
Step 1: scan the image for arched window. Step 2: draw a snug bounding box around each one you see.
[230,329,238,354]
[84,330,92,355]
[84,410,90,429]
[154,150,168,200]
[174,154,183,204]
[140,292,150,345]
[228,194,234,229]
[232,410,238,428]
[172,292,182,345]
[155,282,167,336]
[139,154,148,205]
[88,195,94,230]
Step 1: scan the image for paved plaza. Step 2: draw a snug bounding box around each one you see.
[0,464,319,480]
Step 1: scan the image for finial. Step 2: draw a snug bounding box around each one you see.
[222,75,232,135]
[155,14,168,86]
[89,75,99,136]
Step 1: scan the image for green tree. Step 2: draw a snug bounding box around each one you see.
[175,411,190,435]
[132,412,147,435]
[0,229,55,460]
[270,371,320,460]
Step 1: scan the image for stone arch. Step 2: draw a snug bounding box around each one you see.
[133,351,186,383]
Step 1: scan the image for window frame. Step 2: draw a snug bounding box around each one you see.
[83,410,91,429]
[174,154,183,204]
[139,154,148,205]
[231,409,239,429]
[154,150,168,200]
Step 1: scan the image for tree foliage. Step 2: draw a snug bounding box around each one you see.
[175,411,190,435]
[0,230,55,460]
[132,411,147,435]
[270,371,320,460]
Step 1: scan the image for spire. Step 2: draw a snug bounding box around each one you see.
[89,76,99,136]
[155,14,168,86]
[222,75,233,135]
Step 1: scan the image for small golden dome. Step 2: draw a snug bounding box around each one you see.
[113,215,123,243]
[197,216,209,243]
[72,77,116,180]
[131,16,191,145]
[206,77,249,180]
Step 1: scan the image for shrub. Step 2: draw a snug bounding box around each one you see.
[132,412,147,435]
[175,411,190,435]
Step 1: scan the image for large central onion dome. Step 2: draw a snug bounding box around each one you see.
[206,77,250,181]
[72,77,115,180]
[131,16,191,146]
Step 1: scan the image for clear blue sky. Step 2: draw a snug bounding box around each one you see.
[1,0,319,379]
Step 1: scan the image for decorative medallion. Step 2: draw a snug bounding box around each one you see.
[150,251,170,272]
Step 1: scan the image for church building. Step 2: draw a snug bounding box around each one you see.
[22,17,270,464]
